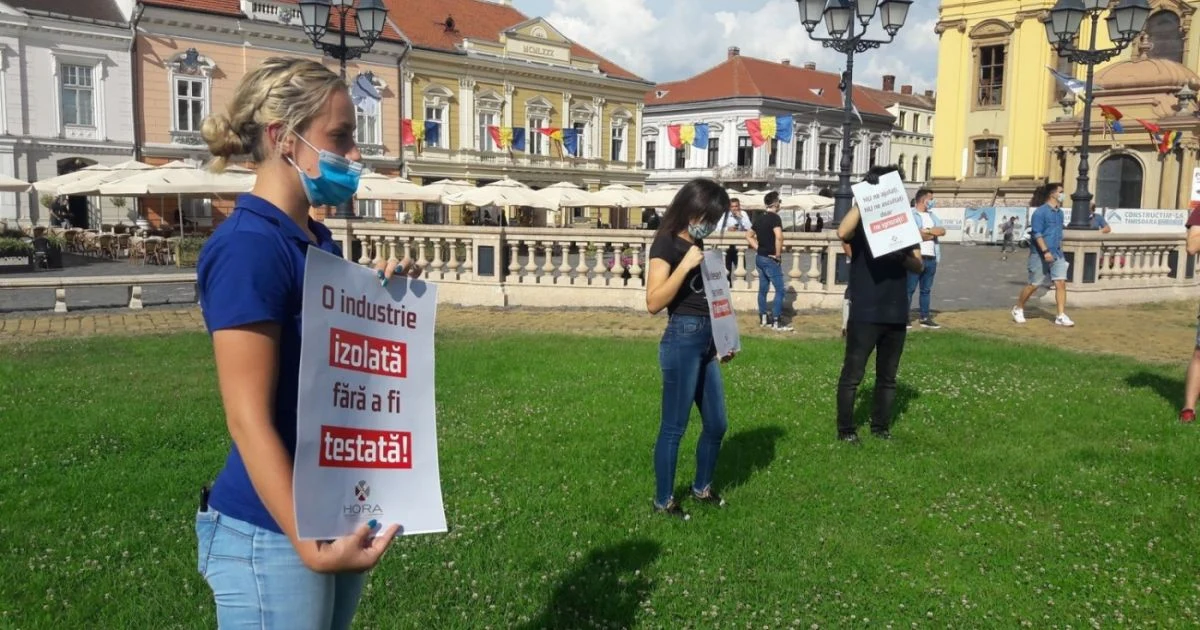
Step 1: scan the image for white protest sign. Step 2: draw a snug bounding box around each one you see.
[294,247,446,540]
[700,249,740,358]
[851,171,922,256]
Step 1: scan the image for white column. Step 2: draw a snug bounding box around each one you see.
[635,103,644,166]
[592,97,605,160]
[503,82,514,127]
[402,71,414,120]
[458,77,475,151]
[808,123,819,171]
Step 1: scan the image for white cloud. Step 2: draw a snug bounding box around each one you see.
[541,0,938,91]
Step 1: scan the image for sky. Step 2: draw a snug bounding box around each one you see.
[510,0,939,92]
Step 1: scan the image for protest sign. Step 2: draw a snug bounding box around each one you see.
[294,247,446,540]
[851,171,922,256]
[700,249,740,358]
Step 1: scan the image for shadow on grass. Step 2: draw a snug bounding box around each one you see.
[1125,371,1183,408]
[520,539,661,630]
[853,382,920,429]
[714,425,785,492]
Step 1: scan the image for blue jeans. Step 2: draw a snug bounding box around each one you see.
[756,255,785,320]
[906,257,938,320]
[654,315,728,506]
[196,509,367,629]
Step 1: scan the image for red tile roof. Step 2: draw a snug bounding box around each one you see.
[646,55,891,118]
[140,0,643,82]
[861,87,936,110]
[140,0,241,17]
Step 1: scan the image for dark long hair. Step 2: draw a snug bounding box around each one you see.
[656,178,730,238]
[1030,182,1063,207]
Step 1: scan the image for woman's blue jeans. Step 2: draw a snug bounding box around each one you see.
[654,315,728,506]
[196,509,367,629]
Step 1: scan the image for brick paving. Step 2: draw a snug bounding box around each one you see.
[0,307,205,343]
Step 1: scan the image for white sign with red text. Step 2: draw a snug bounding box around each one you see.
[851,171,922,257]
[294,247,446,540]
[699,250,740,359]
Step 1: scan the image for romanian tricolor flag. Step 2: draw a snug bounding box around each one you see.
[667,124,683,149]
[402,119,417,146]
[760,116,777,140]
[745,118,765,148]
[510,128,527,152]
[562,128,580,157]
[487,125,504,149]
[1098,104,1124,135]
[537,127,563,142]
[692,123,710,149]
[679,124,696,147]
[775,116,793,143]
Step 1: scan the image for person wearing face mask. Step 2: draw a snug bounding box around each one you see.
[645,178,737,520]
[194,58,421,629]
[1012,182,1074,327]
[747,191,792,331]
[906,188,945,329]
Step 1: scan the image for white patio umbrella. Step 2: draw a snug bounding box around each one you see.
[356,172,440,202]
[443,178,553,209]
[33,160,153,195]
[0,174,30,192]
[639,187,680,208]
[779,193,834,231]
[583,183,647,208]
[419,178,473,199]
[97,161,254,195]
[727,189,770,209]
[535,181,599,208]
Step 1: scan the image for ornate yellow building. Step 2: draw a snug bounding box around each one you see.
[394,0,651,226]
[932,0,1200,209]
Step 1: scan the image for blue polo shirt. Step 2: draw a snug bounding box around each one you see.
[197,193,342,534]
[1090,213,1109,230]
[1030,203,1064,258]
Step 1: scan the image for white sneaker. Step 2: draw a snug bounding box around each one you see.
[1055,313,1075,327]
[1011,306,1026,324]
[772,321,794,332]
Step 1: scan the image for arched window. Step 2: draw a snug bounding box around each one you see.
[924,157,932,183]
[911,155,920,183]
[1146,11,1183,63]
[1096,154,1143,209]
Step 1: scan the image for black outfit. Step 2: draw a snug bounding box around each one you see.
[837,227,912,437]
[648,232,708,317]
[751,212,782,257]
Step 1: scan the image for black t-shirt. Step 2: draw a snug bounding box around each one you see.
[649,232,709,317]
[847,227,912,325]
[752,212,783,257]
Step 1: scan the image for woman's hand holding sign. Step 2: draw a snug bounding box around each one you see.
[299,520,402,574]
[375,256,424,287]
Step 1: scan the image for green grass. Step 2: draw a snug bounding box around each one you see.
[2,330,1199,629]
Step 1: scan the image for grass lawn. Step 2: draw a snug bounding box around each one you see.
[1,329,1199,629]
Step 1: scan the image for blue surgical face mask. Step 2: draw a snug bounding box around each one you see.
[1056,192,1065,204]
[288,133,363,207]
[926,199,936,210]
[688,221,716,240]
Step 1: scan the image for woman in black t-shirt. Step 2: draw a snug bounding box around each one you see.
[645,178,735,520]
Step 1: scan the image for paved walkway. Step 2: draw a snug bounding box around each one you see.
[0,308,205,341]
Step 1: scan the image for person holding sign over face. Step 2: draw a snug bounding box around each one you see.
[194,58,421,629]
[646,178,736,520]
[836,165,925,444]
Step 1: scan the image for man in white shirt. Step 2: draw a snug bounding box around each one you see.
[907,188,946,329]
[717,198,753,277]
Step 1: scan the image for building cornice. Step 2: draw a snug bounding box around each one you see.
[935,18,967,35]
[409,48,653,96]
[0,15,130,44]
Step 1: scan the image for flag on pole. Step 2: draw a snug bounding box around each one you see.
[1047,66,1085,97]
[487,125,504,149]
[562,128,580,157]
[759,116,777,140]
[692,123,710,149]
[1098,104,1124,135]
[423,121,440,147]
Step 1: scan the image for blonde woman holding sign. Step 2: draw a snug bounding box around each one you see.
[646,178,737,520]
[195,58,420,629]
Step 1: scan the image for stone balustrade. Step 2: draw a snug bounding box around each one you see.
[326,221,849,311]
[1052,232,1199,306]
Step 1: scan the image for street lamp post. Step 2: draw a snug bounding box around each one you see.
[298,0,388,80]
[298,0,388,220]
[797,0,912,228]
[1046,0,1150,229]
